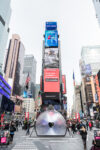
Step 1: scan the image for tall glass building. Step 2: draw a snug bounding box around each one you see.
[4,34,25,96]
[93,0,100,26]
[0,0,11,74]
[22,55,37,98]
[81,46,100,75]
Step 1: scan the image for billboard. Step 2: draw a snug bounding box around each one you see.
[45,30,58,47]
[44,68,60,92]
[80,61,92,76]
[23,91,27,98]
[14,105,21,113]
[85,64,92,75]
[62,75,66,94]
[46,22,57,30]
[44,48,59,68]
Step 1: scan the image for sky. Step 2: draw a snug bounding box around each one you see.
[8,0,100,111]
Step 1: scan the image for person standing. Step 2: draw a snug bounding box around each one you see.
[9,121,16,142]
[26,121,31,135]
[15,120,19,131]
[86,121,88,131]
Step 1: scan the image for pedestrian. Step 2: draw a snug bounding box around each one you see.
[80,126,87,150]
[72,122,76,134]
[89,121,92,131]
[9,121,16,143]
[66,121,70,135]
[15,120,19,131]
[26,121,31,135]
[86,121,88,131]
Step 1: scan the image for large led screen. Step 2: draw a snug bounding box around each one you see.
[45,30,58,47]
[44,48,59,68]
[46,22,57,30]
[44,68,60,92]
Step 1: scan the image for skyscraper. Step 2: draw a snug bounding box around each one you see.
[4,34,25,96]
[22,55,37,98]
[0,0,11,74]
[81,46,100,75]
[93,0,100,26]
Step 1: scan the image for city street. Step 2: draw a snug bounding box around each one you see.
[0,127,95,150]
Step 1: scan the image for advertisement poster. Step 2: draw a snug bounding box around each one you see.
[44,68,60,92]
[85,64,92,75]
[46,22,57,30]
[45,30,58,47]
[44,48,59,68]
[62,75,66,94]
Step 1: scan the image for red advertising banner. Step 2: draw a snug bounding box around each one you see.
[62,75,66,94]
[44,68,60,92]
[75,113,80,122]
[25,112,29,120]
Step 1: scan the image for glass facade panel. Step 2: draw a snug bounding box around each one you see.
[81,46,100,75]
[9,39,18,78]
[13,42,25,96]
[0,0,11,74]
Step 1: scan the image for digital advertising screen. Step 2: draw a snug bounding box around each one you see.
[46,22,57,30]
[44,48,59,68]
[45,30,58,47]
[62,75,66,94]
[44,68,60,92]
[85,64,92,75]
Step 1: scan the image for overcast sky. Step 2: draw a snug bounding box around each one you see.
[9,0,100,110]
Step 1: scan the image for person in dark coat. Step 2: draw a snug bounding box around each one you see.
[15,120,19,131]
[72,122,76,134]
[86,121,88,131]
[80,126,87,150]
[9,121,16,142]
[26,121,31,135]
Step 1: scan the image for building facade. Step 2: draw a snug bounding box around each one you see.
[4,34,25,96]
[22,55,37,98]
[81,46,100,75]
[22,98,35,118]
[93,0,100,26]
[74,85,83,115]
[0,0,11,74]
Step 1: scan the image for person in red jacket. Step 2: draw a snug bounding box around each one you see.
[89,121,92,131]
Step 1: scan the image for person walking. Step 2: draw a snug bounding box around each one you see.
[9,121,16,143]
[26,121,31,135]
[80,126,87,150]
[15,120,19,131]
[72,122,76,134]
[86,121,88,131]
[89,121,92,131]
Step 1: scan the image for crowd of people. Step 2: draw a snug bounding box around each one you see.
[66,120,94,150]
[0,118,33,146]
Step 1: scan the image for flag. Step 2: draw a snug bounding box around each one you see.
[25,73,30,89]
[73,72,75,86]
